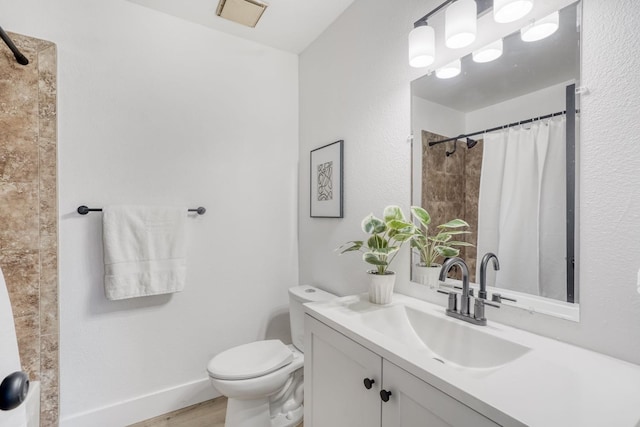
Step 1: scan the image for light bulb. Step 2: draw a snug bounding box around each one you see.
[445,0,477,49]
[473,38,503,63]
[494,0,534,23]
[409,24,435,68]
[521,11,559,42]
[436,59,461,79]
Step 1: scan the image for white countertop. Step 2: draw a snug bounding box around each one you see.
[304,293,640,427]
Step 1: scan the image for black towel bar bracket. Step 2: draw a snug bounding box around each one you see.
[77,206,206,215]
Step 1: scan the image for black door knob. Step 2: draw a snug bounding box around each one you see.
[363,378,375,390]
[0,371,29,411]
[380,389,392,402]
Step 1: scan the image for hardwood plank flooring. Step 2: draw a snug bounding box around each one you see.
[129,397,303,427]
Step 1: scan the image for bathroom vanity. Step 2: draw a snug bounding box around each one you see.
[303,294,640,427]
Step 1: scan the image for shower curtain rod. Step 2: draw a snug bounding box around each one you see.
[0,25,29,65]
[428,109,578,147]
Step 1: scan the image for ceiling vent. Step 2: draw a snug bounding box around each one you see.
[216,0,268,28]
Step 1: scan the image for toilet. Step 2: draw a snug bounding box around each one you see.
[207,285,335,427]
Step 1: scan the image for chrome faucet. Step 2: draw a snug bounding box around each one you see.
[479,253,500,300]
[439,257,498,326]
[440,257,471,316]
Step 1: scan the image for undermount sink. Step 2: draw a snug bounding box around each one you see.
[353,303,530,370]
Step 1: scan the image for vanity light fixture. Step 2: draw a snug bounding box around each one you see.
[445,0,477,49]
[493,0,533,23]
[472,38,503,62]
[520,11,559,42]
[436,59,461,79]
[409,0,458,68]
[409,22,436,68]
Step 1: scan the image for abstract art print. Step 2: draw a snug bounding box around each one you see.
[310,140,343,218]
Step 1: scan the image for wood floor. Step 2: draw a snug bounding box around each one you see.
[129,397,303,427]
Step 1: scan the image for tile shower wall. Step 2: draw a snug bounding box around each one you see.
[0,32,58,426]
[421,131,481,281]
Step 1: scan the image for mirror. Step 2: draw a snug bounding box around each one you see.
[410,2,580,318]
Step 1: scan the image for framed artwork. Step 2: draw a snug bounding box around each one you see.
[310,140,343,218]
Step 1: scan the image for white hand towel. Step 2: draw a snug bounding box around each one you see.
[103,205,187,300]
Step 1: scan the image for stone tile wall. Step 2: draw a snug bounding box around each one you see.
[421,131,482,282]
[0,32,58,426]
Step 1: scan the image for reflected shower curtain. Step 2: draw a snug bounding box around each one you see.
[476,118,567,299]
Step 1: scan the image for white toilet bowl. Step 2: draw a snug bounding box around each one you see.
[208,341,304,427]
[207,285,335,427]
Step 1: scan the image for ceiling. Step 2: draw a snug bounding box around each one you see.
[412,3,580,112]
[128,0,355,54]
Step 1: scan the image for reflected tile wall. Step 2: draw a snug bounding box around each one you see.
[0,32,58,426]
[421,131,482,282]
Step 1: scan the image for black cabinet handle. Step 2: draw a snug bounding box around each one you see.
[363,378,375,390]
[380,389,392,402]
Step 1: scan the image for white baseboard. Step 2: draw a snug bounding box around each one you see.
[61,378,219,427]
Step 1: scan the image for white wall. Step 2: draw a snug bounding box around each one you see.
[465,81,569,132]
[412,96,465,140]
[0,0,299,425]
[299,0,640,366]
[299,0,416,297]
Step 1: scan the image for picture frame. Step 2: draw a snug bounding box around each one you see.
[310,140,344,218]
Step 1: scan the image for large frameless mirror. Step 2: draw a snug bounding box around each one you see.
[410,1,581,320]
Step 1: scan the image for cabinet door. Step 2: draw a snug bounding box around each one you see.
[381,360,499,427]
[304,315,382,427]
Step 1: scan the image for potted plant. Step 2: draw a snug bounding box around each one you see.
[337,205,414,304]
[410,206,472,288]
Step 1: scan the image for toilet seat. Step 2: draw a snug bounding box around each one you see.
[207,340,293,380]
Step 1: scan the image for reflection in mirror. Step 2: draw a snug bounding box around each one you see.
[410,2,580,314]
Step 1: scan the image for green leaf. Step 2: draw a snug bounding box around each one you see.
[363,252,388,266]
[370,246,399,255]
[411,234,428,246]
[337,241,363,253]
[435,246,460,257]
[430,233,453,243]
[384,205,405,223]
[392,233,413,242]
[446,241,474,247]
[362,214,387,234]
[367,235,388,249]
[387,219,414,230]
[437,219,469,229]
[410,206,431,227]
[437,230,471,236]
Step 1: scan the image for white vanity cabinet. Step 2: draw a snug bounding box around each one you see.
[304,315,499,427]
[303,314,381,426]
[381,360,498,427]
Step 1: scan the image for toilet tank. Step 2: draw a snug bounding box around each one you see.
[289,285,335,352]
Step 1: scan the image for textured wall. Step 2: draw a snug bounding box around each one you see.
[0,32,58,426]
[0,0,299,425]
[299,0,640,365]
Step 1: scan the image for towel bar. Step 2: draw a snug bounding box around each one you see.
[77,206,206,215]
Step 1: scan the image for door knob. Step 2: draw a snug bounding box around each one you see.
[363,378,375,390]
[380,389,392,402]
[0,371,29,411]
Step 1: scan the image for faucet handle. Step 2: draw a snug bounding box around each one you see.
[438,289,458,312]
[473,298,499,321]
[491,293,517,303]
[482,300,500,309]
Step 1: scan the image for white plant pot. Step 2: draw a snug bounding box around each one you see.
[414,264,442,289]
[367,271,396,304]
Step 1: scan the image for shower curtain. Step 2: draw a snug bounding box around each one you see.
[476,118,567,299]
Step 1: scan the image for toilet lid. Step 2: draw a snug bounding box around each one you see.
[207,340,293,380]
